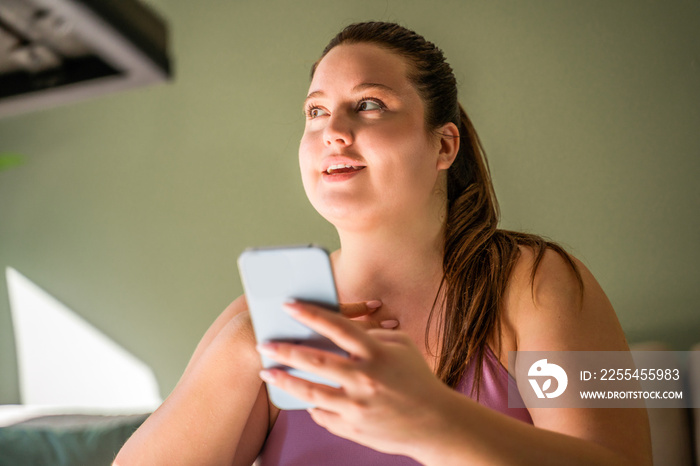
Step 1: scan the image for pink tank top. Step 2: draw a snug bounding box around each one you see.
[257,347,532,465]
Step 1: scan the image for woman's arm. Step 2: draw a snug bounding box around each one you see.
[406,249,652,465]
[114,296,268,466]
[256,249,653,465]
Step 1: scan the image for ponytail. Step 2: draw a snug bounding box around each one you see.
[432,104,583,394]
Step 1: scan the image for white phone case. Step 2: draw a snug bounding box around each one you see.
[238,245,345,410]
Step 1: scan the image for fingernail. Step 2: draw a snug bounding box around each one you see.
[256,343,276,356]
[282,302,300,315]
[259,369,276,383]
[366,300,382,309]
[380,319,399,329]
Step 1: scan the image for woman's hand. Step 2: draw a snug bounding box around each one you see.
[338,299,399,330]
[256,300,455,457]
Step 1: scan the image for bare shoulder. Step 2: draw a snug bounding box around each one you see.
[218,294,250,326]
[183,294,253,376]
[201,294,251,345]
[221,294,250,320]
[503,245,628,352]
[502,246,652,465]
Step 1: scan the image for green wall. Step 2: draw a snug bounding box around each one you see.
[1,0,698,403]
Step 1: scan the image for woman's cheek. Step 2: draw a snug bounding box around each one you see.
[298,141,317,198]
[298,163,317,201]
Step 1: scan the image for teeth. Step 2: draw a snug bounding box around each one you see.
[326,164,360,174]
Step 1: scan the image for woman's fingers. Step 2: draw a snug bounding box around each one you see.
[258,367,349,411]
[309,299,399,331]
[352,318,399,331]
[377,319,400,329]
[257,342,355,386]
[339,300,382,318]
[340,300,399,329]
[284,301,378,358]
[367,328,412,344]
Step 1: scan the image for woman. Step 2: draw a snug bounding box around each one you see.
[116,22,652,465]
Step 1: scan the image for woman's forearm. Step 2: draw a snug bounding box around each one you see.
[408,390,650,466]
[114,312,264,466]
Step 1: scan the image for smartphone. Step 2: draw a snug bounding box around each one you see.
[237,245,347,410]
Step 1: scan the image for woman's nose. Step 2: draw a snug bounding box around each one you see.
[323,113,354,147]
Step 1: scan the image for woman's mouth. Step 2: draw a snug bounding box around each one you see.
[322,164,366,182]
[325,164,365,175]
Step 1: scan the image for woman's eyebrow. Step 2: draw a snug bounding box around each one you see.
[303,83,400,108]
[303,90,324,108]
[351,82,399,96]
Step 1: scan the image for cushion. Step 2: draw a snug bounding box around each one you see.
[0,413,148,466]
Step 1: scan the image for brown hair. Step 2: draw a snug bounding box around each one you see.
[312,22,582,393]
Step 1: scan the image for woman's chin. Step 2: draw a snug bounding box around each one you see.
[314,202,377,232]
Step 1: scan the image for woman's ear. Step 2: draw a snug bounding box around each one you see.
[436,122,460,170]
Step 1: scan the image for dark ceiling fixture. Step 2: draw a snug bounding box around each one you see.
[0,0,171,118]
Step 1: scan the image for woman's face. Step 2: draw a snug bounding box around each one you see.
[299,43,449,231]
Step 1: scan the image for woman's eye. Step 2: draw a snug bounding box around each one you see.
[307,107,328,119]
[357,99,384,112]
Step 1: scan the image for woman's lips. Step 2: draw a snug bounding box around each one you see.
[321,165,366,181]
[321,155,366,174]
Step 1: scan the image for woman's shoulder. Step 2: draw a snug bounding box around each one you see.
[207,294,253,342]
[497,248,649,464]
[502,244,628,352]
[201,294,250,341]
[221,294,250,320]
[507,245,583,311]
[183,294,253,375]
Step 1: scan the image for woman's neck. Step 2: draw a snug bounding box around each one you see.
[331,214,447,363]
[332,214,445,300]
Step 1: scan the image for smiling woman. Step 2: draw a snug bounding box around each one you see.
[115,22,653,466]
[299,42,449,232]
